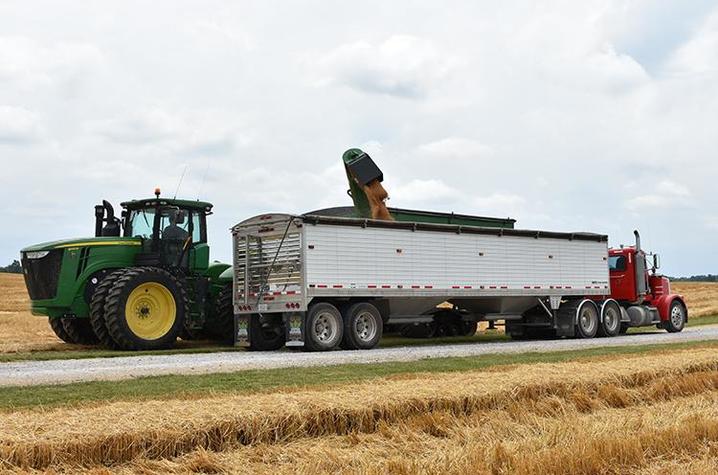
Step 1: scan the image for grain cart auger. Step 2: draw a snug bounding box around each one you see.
[20,189,234,350]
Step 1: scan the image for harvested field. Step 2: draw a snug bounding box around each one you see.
[674,282,718,318]
[3,347,718,473]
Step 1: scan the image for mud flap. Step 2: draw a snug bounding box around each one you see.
[234,314,250,347]
[555,311,576,337]
[285,312,305,347]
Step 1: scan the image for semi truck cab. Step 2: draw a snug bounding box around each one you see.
[608,231,686,332]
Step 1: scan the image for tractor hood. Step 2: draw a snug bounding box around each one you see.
[21,236,142,253]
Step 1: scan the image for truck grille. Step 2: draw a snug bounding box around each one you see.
[22,250,63,300]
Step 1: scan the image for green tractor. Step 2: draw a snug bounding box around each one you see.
[20,190,235,350]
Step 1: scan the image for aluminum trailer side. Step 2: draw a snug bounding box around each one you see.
[232,213,610,350]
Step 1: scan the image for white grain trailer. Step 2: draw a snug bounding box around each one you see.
[231,213,613,351]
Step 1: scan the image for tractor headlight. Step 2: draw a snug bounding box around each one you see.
[25,251,50,259]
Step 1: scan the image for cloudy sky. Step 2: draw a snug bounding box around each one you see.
[1,0,716,276]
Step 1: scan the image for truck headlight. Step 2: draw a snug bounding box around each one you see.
[25,251,50,259]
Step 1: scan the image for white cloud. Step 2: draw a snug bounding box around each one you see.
[417,137,493,160]
[626,180,692,211]
[0,106,42,144]
[315,35,457,98]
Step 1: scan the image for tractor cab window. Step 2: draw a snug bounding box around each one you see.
[190,212,203,243]
[608,255,627,272]
[127,208,156,239]
[160,209,190,241]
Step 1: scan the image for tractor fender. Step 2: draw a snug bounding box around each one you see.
[653,294,688,321]
[204,261,231,283]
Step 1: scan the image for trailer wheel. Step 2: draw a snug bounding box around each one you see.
[597,300,621,337]
[49,317,74,344]
[575,301,599,339]
[341,302,382,350]
[89,270,124,349]
[665,300,686,333]
[103,267,186,350]
[248,314,286,351]
[305,302,343,351]
[61,318,100,345]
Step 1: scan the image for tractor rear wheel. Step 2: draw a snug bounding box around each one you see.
[205,283,235,343]
[89,270,124,349]
[49,317,74,343]
[61,318,99,345]
[103,267,186,350]
[248,314,286,351]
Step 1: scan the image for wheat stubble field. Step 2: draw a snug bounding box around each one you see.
[2,347,718,473]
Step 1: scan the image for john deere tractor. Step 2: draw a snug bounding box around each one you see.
[20,190,235,350]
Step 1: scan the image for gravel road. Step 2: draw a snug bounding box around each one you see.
[3,325,718,387]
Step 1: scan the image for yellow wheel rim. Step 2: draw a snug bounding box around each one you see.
[124,282,176,340]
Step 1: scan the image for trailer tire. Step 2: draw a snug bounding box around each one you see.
[248,314,286,351]
[104,267,186,350]
[61,318,100,345]
[89,270,124,349]
[575,300,599,339]
[597,300,621,337]
[342,302,382,350]
[665,300,686,333]
[304,302,343,351]
[49,317,74,344]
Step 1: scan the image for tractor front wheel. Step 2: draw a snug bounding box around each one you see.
[89,270,124,349]
[49,317,73,343]
[103,267,186,350]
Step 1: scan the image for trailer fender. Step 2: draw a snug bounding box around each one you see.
[653,294,688,322]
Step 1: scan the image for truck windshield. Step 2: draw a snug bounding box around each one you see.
[127,209,156,239]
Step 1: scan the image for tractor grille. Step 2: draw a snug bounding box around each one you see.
[21,250,63,300]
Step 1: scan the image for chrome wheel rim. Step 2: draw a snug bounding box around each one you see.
[354,311,378,342]
[579,306,597,334]
[313,312,338,342]
[604,306,619,332]
[671,305,684,328]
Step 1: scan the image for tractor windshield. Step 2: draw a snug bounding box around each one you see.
[127,208,156,239]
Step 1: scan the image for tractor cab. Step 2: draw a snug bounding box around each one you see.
[118,192,213,272]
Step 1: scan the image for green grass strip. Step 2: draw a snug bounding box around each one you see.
[2,339,718,412]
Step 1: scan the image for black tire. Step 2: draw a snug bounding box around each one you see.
[205,283,235,343]
[575,301,599,339]
[49,317,74,343]
[459,320,478,336]
[304,302,343,351]
[399,322,437,338]
[597,300,621,337]
[341,302,383,350]
[248,314,286,351]
[665,300,687,333]
[103,267,187,350]
[61,318,99,345]
[89,270,124,349]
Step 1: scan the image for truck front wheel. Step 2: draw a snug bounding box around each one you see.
[305,303,343,351]
[665,300,686,333]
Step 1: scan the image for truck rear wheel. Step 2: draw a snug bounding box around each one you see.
[342,302,382,350]
[304,302,343,351]
[597,300,621,337]
[665,300,686,333]
[61,318,99,345]
[575,301,599,339]
[103,267,186,350]
[89,270,124,349]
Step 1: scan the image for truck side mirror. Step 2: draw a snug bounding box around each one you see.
[653,254,660,271]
